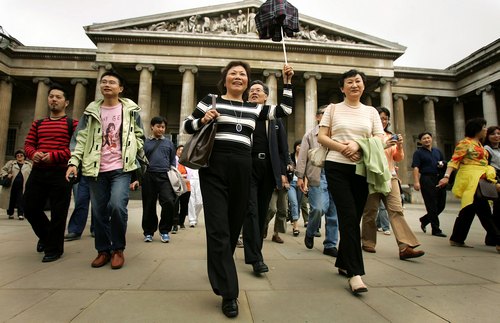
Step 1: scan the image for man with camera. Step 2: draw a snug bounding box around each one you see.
[361,107,425,260]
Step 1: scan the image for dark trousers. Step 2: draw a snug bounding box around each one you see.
[243,157,275,264]
[420,174,447,233]
[141,171,176,235]
[174,191,191,226]
[67,176,94,235]
[486,198,500,245]
[7,175,24,216]
[24,168,72,256]
[200,151,251,299]
[450,197,500,245]
[325,161,368,277]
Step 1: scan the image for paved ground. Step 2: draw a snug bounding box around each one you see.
[1,199,499,322]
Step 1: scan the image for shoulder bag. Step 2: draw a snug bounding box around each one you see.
[475,178,498,200]
[179,94,218,169]
[168,166,188,196]
[308,104,335,168]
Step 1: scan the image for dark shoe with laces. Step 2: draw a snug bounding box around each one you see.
[323,247,338,257]
[252,261,269,274]
[432,232,447,237]
[64,232,81,241]
[304,234,314,249]
[399,247,425,260]
[222,298,238,318]
[91,252,111,268]
[419,219,427,233]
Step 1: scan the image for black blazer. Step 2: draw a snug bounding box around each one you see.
[267,118,289,188]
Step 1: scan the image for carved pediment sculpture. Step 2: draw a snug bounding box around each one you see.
[129,7,363,45]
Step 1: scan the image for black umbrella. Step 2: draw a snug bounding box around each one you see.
[255,0,299,64]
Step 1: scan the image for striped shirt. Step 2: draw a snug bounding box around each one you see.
[183,84,293,153]
[24,116,78,169]
[320,101,384,165]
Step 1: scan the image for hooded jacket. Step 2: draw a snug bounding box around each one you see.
[68,98,144,177]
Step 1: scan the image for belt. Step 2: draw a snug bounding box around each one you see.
[252,152,267,160]
[421,173,439,176]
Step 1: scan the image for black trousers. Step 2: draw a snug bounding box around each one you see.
[7,175,24,216]
[174,191,191,226]
[325,161,368,277]
[419,174,447,233]
[450,196,500,245]
[141,172,176,235]
[486,198,500,245]
[243,156,275,264]
[200,151,251,299]
[23,168,72,256]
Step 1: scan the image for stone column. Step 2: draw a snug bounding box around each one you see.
[379,78,396,131]
[33,77,51,120]
[151,85,161,121]
[393,94,408,184]
[91,62,112,100]
[453,99,465,143]
[294,91,305,143]
[70,78,88,120]
[422,96,439,146]
[0,77,13,166]
[304,72,321,132]
[476,85,497,126]
[263,70,281,105]
[178,65,198,144]
[364,94,373,107]
[136,64,155,136]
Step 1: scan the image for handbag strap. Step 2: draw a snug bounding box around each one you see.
[146,139,163,160]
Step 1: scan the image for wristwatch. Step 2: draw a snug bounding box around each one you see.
[443,174,450,178]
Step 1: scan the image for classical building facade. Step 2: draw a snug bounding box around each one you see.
[0,0,499,186]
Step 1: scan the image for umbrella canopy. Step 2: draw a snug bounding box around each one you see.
[255,0,299,42]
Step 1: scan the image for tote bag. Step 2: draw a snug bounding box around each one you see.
[179,95,217,169]
[308,104,335,168]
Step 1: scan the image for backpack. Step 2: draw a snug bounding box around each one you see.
[35,117,75,138]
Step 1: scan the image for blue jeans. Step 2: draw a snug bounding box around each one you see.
[306,170,339,249]
[376,201,390,231]
[67,176,94,235]
[89,170,131,252]
[288,178,303,221]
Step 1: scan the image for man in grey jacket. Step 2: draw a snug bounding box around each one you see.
[296,105,339,257]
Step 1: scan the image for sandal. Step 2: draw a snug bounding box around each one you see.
[293,229,300,236]
[348,275,368,294]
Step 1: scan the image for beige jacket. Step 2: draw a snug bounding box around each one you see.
[0,160,32,209]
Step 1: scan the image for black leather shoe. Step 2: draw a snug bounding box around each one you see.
[42,253,61,262]
[222,298,238,318]
[252,261,269,274]
[64,232,81,241]
[323,247,338,257]
[36,240,45,253]
[420,222,427,233]
[304,234,314,249]
[432,232,447,237]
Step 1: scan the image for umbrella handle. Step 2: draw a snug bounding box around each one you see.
[281,26,288,65]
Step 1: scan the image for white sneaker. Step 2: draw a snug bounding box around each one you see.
[144,235,153,242]
[377,228,383,232]
[383,230,391,235]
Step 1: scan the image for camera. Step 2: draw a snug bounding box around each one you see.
[391,134,399,141]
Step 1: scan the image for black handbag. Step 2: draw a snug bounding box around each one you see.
[475,179,498,200]
[179,95,217,169]
[0,176,12,187]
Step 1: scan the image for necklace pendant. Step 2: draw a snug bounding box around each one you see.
[236,123,243,132]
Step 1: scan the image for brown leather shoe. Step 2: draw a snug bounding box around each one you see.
[111,250,125,269]
[91,252,111,268]
[272,235,284,244]
[362,245,376,253]
[399,247,425,260]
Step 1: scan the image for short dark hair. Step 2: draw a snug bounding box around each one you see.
[100,70,125,87]
[293,139,301,154]
[484,125,500,146]
[150,116,167,127]
[14,149,25,157]
[418,131,432,140]
[376,106,390,118]
[465,117,486,138]
[217,61,251,100]
[338,69,367,88]
[48,83,70,100]
[249,80,269,95]
[317,104,329,115]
